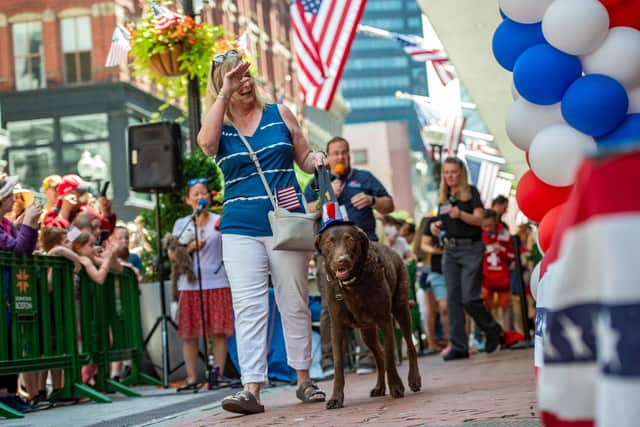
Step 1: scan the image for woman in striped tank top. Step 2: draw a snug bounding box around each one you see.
[198,51,327,414]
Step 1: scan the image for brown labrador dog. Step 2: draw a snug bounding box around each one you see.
[316,223,421,409]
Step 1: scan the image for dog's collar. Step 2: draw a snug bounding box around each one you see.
[337,275,358,288]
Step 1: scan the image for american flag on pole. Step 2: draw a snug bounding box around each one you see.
[276,186,301,211]
[537,149,640,427]
[150,0,182,31]
[105,25,131,67]
[390,32,456,86]
[291,0,366,110]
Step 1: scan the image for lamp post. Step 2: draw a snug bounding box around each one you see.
[183,0,201,152]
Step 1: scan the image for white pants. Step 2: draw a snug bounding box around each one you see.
[222,234,312,384]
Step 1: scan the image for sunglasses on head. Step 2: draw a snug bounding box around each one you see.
[187,178,207,187]
[212,50,241,65]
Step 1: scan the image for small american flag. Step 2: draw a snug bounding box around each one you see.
[105,25,130,67]
[150,0,182,31]
[276,186,301,211]
[467,158,500,207]
[291,0,366,110]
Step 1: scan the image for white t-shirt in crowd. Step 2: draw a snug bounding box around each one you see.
[172,213,229,291]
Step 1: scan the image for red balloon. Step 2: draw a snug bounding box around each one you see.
[606,0,640,29]
[600,0,626,7]
[516,170,572,223]
[538,204,564,252]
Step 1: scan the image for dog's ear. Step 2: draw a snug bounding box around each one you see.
[355,226,369,259]
[315,233,323,255]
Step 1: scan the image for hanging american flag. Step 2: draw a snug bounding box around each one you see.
[291,0,366,110]
[537,149,640,427]
[467,158,501,207]
[276,186,301,211]
[105,25,131,67]
[391,32,456,86]
[150,0,182,31]
[444,114,466,156]
[357,24,456,87]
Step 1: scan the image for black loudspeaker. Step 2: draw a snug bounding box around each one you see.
[128,122,183,193]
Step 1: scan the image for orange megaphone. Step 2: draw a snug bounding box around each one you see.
[333,163,346,176]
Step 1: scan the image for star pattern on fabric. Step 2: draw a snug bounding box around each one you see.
[595,311,621,371]
[559,315,592,358]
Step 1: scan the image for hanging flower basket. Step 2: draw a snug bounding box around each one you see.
[148,44,187,77]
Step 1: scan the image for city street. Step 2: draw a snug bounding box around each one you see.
[4,348,538,427]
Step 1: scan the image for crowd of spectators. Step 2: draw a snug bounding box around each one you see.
[0,172,151,413]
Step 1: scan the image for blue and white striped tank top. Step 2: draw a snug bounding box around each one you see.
[216,103,304,236]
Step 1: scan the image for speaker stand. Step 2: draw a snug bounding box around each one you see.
[147,192,172,387]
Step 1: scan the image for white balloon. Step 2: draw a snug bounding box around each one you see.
[530,262,541,302]
[499,0,555,24]
[581,27,640,89]
[512,82,521,101]
[628,86,640,114]
[506,98,565,151]
[542,0,609,55]
[529,124,597,186]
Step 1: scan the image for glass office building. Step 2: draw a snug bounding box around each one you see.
[342,0,428,152]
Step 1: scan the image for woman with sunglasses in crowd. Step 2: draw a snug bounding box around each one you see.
[198,50,327,414]
[169,178,233,392]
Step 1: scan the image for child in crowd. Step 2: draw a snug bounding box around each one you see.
[480,209,514,329]
[383,215,413,261]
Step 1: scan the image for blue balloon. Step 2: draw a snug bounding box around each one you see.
[492,19,546,71]
[513,44,582,106]
[597,114,640,150]
[499,9,507,20]
[562,74,629,137]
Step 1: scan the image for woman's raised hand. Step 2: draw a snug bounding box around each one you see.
[222,62,252,96]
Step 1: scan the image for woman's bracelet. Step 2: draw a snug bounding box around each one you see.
[217,93,230,103]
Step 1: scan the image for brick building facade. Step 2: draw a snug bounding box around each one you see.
[0,0,346,218]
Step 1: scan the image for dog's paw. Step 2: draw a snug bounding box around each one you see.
[370,385,386,397]
[326,396,344,410]
[389,381,405,398]
[409,375,422,392]
[409,374,422,392]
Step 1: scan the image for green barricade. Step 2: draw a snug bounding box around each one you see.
[0,251,110,419]
[78,267,160,396]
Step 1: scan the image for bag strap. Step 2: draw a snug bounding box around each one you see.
[231,123,277,210]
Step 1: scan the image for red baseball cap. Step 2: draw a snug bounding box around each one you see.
[57,174,90,196]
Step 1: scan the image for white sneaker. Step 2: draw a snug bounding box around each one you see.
[356,365,375,375]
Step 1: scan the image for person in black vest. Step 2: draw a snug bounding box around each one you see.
[430,157,504,361]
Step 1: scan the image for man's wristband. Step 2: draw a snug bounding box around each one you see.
[370,195,376,207]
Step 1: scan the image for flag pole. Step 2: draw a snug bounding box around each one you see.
[183,0,201,152]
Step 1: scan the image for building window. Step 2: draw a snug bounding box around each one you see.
[6,118,54,146]
[60,113,108,141]
[12,22,45,91]
[7,147,57,190]
[61,16,92,83]
[352,149,368,165]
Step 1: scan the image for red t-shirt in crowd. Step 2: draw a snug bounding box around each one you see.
[482,223,514,291]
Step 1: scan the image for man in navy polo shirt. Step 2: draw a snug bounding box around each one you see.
[305,136,394,378]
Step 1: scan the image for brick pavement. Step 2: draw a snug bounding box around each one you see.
[166,348,538,427]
